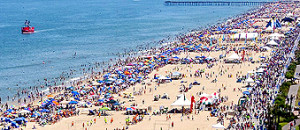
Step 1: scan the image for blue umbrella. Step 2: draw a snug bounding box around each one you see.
[67,86,74,90]
[4,118,12,123]
[114,102,120,106]
[243,91,250,95]
[98,80,104,83]
[69,101,78,104]
[6,109,14,113]
[11,121,19,128]
[14,117,26,124]
[71,91,79,95]
[40,109,50,113]
[126,108,133,111]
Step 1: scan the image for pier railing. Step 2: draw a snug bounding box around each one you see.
[164,1,289,6]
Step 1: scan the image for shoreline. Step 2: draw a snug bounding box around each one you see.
[0,5,260,108]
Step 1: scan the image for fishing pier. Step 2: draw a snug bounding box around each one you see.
[164,1,291,6]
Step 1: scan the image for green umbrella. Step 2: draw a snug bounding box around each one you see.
[100,107,111,111]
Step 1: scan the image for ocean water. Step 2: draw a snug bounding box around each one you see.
[0,0,255,101]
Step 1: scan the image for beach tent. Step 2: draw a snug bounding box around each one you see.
[92,81,101,86]
[282,17,294,23]
[206,56,214,60]
[287,13,293,17]
[266,40,278,46]
[245,78,254,83]
[261,46,272,51]
[269,33,284,38]
[227,53,240,60]
[266,17,281,29]
[256,68,265,73]
[19,110,31,114]
[60,101,69,105]
[260,64,268,68]
[233,33,258,39]
[171,72,182,79]
[212,123,225,129]
[158,76,171,80]
[171,94,191,106]
[265,26,273,32]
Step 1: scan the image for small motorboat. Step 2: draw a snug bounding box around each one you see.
[21,20,34,34]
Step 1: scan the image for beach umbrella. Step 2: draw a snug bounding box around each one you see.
[67,86,74,90]
[113,102,120,106]
[245,78,254,83]
[40,109,50,113]
[6,109,14,113]
[71,91,79,95]
[243,91,250,95]
[100,107,111,111]
[212,123,225,129]
[14,117,25,122]
[47,95,54,98]
[69,101,78,104]
[11,121,19,128]
[106,99,117,104]
[126,107,136,111]
[282,17,294,22]
[173,56,179,59]
[4,118,12,123]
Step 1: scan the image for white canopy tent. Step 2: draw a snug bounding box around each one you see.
[212,123,225,129]
[265,26,273,32]
[19,110,31,114]
[266,40,278,46]
[227,53,240,60]
[233,33,258,39]
[245,78,255,83]
[171,94,191,106]
[256,68,265,73]
[92,81,101,86]
[158,76,171,80]
[261,46,272,51]
[269,33,284,38]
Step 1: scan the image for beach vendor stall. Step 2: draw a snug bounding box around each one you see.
[171,94,191,114]
[224,53,241,63]
[171,72,182,80]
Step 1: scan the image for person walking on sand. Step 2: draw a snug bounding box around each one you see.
[104,117,107,124]
[111,117,114,123]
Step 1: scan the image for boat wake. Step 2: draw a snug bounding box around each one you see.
[34,28,57,33]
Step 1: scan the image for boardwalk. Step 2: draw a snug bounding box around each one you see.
[286,84,300,110]
[164,1,294,6]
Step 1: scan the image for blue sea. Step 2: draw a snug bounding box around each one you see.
[0,0,255,101]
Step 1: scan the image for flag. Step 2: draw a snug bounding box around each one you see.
[210,37,212,47]
[190,95,195,113]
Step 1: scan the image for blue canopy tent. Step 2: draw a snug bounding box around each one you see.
[266,18,281,28]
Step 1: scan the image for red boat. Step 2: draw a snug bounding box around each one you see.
[22,20,34,34]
